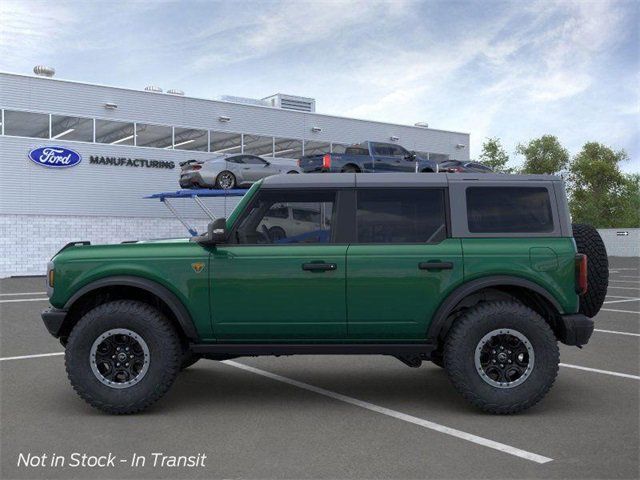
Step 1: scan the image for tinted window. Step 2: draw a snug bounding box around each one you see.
[236,190,335,244]
[95,119,134,145]
[242,155,267,165]
[356,189,446,243]
[4,110,49,138]
[173,127,208,151]
[51,115,93,142]
[466,187,554,233]
[136,123,172,148]
[227,156,244,164]
[345,147,369,156]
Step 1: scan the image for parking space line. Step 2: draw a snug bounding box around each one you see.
[609,280,639,285]
[603,298,640,305]
[560,363,640,380]
[0,352,64,362]
[614,275,640,279]
[609,268,640,271]
[607,286,640,291]
[222,360,553,464]
[601,308,640,314]
[0,292,47,296]
[594,328,640,337]
[0,297,49,304]
[606,295,636,299]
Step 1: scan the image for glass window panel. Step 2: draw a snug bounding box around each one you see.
[4,110,49,138]
[243,134,273,156]
[95,119,135,145]
[136,123,172,148]
[356,189,446,244]
[466,187,554,233]
[51,115,93,142]
[173,127,208,151]
[210,131,242,154]
[236,190,336,244]
[304,140,330,156]
[272,137,303,159]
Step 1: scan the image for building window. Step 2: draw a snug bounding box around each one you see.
[135,123,172,149]
[3,110,49,138]
[356,189,446,243]
[304,140,330,156]
[95,119,135,145]
[173,127,208,151]
[210,131,242,154]
[466,187,554,233]
[51,115,93,142]
[273,137,303,159]
[243,134,273,156]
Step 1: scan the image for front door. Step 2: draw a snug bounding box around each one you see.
[211,188,348,340]
[346,187,463,339]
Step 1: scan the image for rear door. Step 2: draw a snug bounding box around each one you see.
[210,188,349,340]
[346,187,463,339]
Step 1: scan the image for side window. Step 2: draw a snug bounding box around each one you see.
[466,187,554,233]
[356,189,447,243]
[226,156,243,164]
[390,145,408,158]
[243,155,267,165]
[235,190,336,244]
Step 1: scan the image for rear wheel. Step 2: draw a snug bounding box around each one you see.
[65,300,181,414]
[215,171,236,190]
[341,165,359,173]
[268,226,287,242]
[572,223,608,317]
[443,301,559,414]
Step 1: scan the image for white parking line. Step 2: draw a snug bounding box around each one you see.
[223,360,553,464]
[607,286,640,291]
[606,295,636,299]
[601,308,640,315]
[0,292,47,296]
[603,298,640,305]
[0,352,64,362]
[560,363,640,380]
[609,280,640,285]
[594,328,640,337]
[614,275,640,279]
[609,268,640,271]
[0,297,49,304]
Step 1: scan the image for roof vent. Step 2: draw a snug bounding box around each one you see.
[167,89,184,96]
[218,95,270,107]
[262,93,316,113]
[144,85,163,93]
[414,122,429,128]
[33,65,55,77]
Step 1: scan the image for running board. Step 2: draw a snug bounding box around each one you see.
[190,343,436,356]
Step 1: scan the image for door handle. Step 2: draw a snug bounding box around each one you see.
[302,262,337,272]
[418,261,453,271]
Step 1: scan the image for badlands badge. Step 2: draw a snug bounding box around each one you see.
[191,262,205,273]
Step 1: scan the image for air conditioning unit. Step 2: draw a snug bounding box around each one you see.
[263,93,316,113]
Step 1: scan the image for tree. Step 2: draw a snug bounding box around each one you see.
[517,135,569,175]
[568,142,638,228]
[478,137,513,173]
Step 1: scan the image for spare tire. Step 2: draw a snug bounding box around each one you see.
[572,224,608,317]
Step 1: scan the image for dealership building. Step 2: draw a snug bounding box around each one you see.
[0,69,470,277]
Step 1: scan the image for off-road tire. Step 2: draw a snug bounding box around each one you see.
[572,223,608,318]
[65,300,182,414]
[443,301,559,414]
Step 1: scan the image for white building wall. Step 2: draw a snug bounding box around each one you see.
[597,229,640,257]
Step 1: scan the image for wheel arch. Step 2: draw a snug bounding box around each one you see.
[342,163,361,172]
[61,276,199,343]
[427,276,563,343]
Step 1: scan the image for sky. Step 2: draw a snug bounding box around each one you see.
[1,0,638,172]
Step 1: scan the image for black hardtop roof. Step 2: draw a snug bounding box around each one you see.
[261,173,562,189]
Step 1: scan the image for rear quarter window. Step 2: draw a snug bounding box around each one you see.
[466,187,554,233]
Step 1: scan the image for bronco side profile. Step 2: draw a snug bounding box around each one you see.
[42,173,608,414]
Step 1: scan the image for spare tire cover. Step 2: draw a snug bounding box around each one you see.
[572,223,609,317]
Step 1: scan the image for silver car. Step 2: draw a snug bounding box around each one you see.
[179,154,301,190]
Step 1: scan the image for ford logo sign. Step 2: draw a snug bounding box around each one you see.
[28,146,82,168]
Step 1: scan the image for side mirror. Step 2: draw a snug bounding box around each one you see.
[264,161,271,166]
[405,152,416,160]
[191,218,227,245]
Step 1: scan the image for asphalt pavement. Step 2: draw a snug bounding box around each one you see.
[1,257,638,479]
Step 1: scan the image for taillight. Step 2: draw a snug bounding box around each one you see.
[575,254,588,295]
[297,159,301,167]
[192,165,202,170]
[322,154,331,169]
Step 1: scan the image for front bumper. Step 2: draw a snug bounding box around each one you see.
[557,313,594,346]
[42,307,67,338]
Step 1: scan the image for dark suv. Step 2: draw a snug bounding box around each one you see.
[42,173,608,414]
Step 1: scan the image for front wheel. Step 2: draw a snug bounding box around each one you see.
[65,300,182,414]
[443,301,559,414]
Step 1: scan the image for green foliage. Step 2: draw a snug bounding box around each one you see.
[568,142,639,228]
[517,135,569,175]
[478,137,513,173]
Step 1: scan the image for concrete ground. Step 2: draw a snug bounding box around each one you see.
[1,257,638,479]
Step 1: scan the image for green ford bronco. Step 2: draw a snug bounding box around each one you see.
[42,173,608,414]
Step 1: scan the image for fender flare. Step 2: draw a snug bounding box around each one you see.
[64,276,199,340]
[426,275,563,342]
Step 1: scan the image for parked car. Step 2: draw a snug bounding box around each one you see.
[298,141,438,173]
[439,160,493,173]
[261,204,331,242]
[43,173,609,415]
[179,154,301,189]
